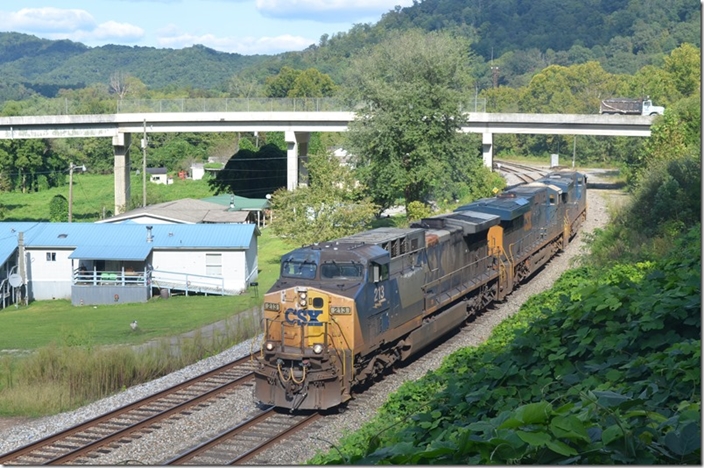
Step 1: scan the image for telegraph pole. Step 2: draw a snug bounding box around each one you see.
[68,162,86,222]
[69,162,74,222]
[142,119,147,207]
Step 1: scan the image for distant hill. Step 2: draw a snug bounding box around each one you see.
[0,0,700,100]
[0,32,268,97]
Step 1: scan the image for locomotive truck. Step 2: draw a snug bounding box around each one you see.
[254,171,588,411]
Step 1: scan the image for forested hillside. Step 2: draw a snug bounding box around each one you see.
[0,32,267,100]
[0,0,699,101]
[256,0,700,88]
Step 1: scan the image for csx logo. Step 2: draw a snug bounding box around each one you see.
[285,308,323,326]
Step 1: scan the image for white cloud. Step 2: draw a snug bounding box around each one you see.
[156,25,315,55]
[89,21,145,41]
[0,8,144,45]
[0,7,95,32]
[255,0,414,22]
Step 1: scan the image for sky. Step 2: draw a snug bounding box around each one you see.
[0,0,415,56]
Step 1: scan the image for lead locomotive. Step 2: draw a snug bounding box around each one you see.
[254,171,587,411]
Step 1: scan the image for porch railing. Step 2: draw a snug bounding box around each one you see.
[73,267,151,286]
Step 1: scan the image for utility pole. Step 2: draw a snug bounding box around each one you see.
[68,162,86,222]
[572,136,577,168]
[142,119,147,207]
[490,47,499,88]
[69,162,74,222]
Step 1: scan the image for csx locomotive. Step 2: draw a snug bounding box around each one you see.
[254,171,587,411]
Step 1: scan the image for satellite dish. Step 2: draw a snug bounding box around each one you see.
[8,274,22,287]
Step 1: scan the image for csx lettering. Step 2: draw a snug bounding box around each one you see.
[285,308,323,326]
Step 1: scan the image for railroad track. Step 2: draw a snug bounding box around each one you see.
[494,159,551,184]
[0,355,256,465]
[165,407,322,465]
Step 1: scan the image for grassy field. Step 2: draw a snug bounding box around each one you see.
[1,173,216,222]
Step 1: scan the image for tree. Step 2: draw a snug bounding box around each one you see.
[289,68,337,98]
[270,151,378,245]
[109,71,146,100]
[264,66,300,98]
[662,43,701,99]
[264,66,337,99]
[345,29,488,214]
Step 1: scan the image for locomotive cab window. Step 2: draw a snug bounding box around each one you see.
[281,259,317,279]
[561,192,569,203]
[371,262,389,283]
[321,262,363,279]
[549,194,556,205]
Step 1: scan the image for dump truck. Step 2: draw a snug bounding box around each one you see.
[600,98,665,115]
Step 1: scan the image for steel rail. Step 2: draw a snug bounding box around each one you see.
[0,355,255,465]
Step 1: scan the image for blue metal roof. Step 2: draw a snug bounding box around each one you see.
[0,222,43,265]
[69,244,152,261]
[0,223,258,265]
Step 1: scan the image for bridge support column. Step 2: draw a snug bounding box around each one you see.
[285,131,310,190]
[113,133,131,215]
[482,132,493,169]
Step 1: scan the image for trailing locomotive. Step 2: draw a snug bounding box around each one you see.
[254,171,588,411]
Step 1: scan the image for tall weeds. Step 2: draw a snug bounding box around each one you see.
[0,308,261,417]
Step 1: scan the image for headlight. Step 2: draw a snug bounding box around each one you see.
[299,299,307,308]
[312,343,324,354]
[300,292,307,300]
[265,341,276,351]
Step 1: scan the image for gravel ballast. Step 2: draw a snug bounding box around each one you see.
[0,170,620,465]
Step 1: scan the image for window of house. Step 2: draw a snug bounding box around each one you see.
[46,252,56,261]
[206,253,222,276]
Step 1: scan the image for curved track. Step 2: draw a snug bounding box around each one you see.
[0,356,256,465]
[494,159,551,184]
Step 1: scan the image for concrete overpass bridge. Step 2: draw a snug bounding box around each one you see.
[0,109,655,214]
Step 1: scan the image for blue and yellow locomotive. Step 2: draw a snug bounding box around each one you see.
[254,171,587,411]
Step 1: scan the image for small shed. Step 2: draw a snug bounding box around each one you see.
[202,194,272,227]
[146,167,171,185]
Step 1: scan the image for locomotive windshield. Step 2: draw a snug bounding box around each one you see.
[320,262,363,279]
[281,259,317,279]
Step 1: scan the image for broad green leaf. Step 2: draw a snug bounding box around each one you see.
[593,390,630,408]
[516,430,551,446]
[515,401,552,424]
[546,439,578,456]
[664,422,701,456]
[602,425,624,445]
[549,415,590,442]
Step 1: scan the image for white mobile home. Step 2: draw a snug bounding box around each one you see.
[0,222,259,306]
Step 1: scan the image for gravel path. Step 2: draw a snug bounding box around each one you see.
[0,169,622,465]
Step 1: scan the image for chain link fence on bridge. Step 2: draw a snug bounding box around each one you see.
[4,96,487,116]
[117,97,356,113]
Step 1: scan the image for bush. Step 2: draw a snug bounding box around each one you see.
[49,194,68,222]
[406,201,431,221]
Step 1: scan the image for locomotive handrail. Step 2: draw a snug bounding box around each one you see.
[328,317,349,378]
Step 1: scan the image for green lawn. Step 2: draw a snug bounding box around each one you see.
[1,173,215,222]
